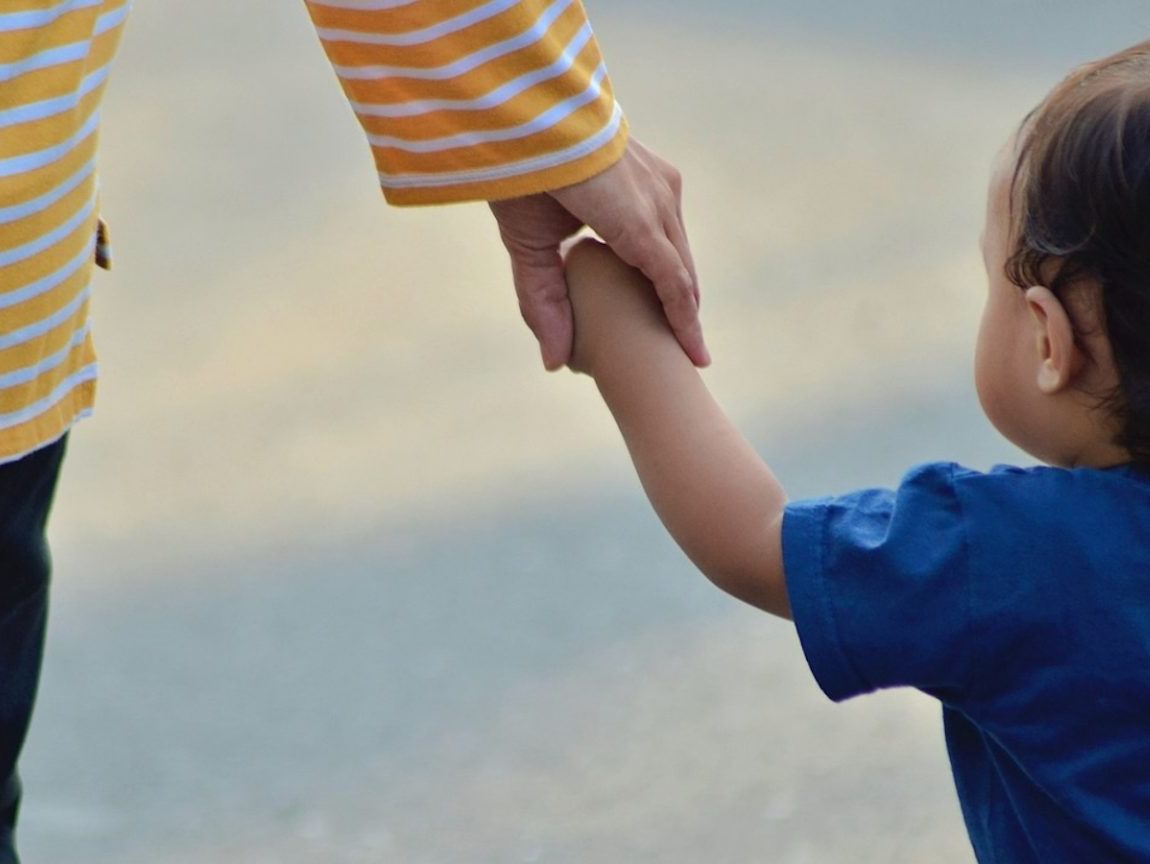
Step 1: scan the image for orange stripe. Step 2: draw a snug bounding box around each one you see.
[0,272,92,374]
[0,7,104,64]
[369,82,617,174]
[381,116,628,206]
[0,79,105,159]
[0,125,98,204]
[317,2,585,73]
[336,4,589,106]
[305,0,495,34]
[0,189,95,294]
[356,37,602,141]
[0,23,121,107]
[0,333,89,413]
[0,171,93,254]
[0,286,92,385]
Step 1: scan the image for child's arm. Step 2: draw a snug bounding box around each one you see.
[566,240,791,619]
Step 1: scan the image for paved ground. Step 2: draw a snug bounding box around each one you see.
[14,2,1145,861]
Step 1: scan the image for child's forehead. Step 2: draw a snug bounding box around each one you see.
[993,130,1024,180]
[986,134,1019,209]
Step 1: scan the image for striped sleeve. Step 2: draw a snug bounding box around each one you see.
[303,0,629,205]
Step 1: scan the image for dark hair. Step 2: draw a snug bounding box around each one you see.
[1007,41,1150,467]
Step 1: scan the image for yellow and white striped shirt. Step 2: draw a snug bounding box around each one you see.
[0,0,627,465]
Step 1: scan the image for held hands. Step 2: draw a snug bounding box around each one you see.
[564,238,678,377]
[564,240,791,621]
[490,138,709,372]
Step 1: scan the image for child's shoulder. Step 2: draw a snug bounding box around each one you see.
[798,461,1148,531]
[902,459,1150,500]
[897,459,1150,552]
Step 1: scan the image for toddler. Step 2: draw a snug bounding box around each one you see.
[564,39,1150,862]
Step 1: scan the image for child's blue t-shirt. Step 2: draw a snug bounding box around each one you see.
[782,462,1150,862]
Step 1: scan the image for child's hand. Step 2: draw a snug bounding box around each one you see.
[564,238,671,376]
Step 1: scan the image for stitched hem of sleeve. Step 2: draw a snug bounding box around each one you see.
[782,501,873,702]
[379,118,629,206]
[946,462,978,703]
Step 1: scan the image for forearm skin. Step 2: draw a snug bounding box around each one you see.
[568,242,791,618]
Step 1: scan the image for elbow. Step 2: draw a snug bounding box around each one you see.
[705,565,792,621]
[694,515,791,620]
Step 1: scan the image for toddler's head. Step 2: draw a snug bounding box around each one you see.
[976,40,1150,470]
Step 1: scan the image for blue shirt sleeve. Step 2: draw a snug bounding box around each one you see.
[782,462,975,702]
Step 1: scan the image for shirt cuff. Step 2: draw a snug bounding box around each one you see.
[782,500,872,702]
[379,114,629,206]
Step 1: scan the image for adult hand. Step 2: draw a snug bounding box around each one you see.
[490,137,708,371]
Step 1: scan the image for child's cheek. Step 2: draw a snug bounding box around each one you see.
[974,307,1012,435]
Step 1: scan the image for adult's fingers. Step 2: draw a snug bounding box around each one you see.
[666,204,700,310]
[509,247,574,371]
[623,228,710,367]
[551,138,708,366]
[490,195,583,370]
[649,154,700,309]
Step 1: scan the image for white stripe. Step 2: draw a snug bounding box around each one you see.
[0,282,90,351]
[378,100,623,189]
[0,362,97,431]
[0,197,94,269]
[332,0,575,81]
[0,42,90,84]
[351,22,593,119]
[0,63,111,130]
[0,244,91,310]
[368,62,606,153]
[0,0,102,33]
[317,0,518,47]
[93,1,129,36]
[0,159,95,225]
[0,321,89,390]
[0,110,98,179]
[311,0,417,9]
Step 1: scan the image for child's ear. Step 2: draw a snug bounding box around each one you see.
[1025,286,1081,394]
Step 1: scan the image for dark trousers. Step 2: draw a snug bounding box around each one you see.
[0,437,67,864]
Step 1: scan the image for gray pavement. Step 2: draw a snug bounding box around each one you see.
[29,379,994,864]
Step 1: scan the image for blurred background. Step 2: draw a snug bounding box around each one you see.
[19,1,1146,862]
